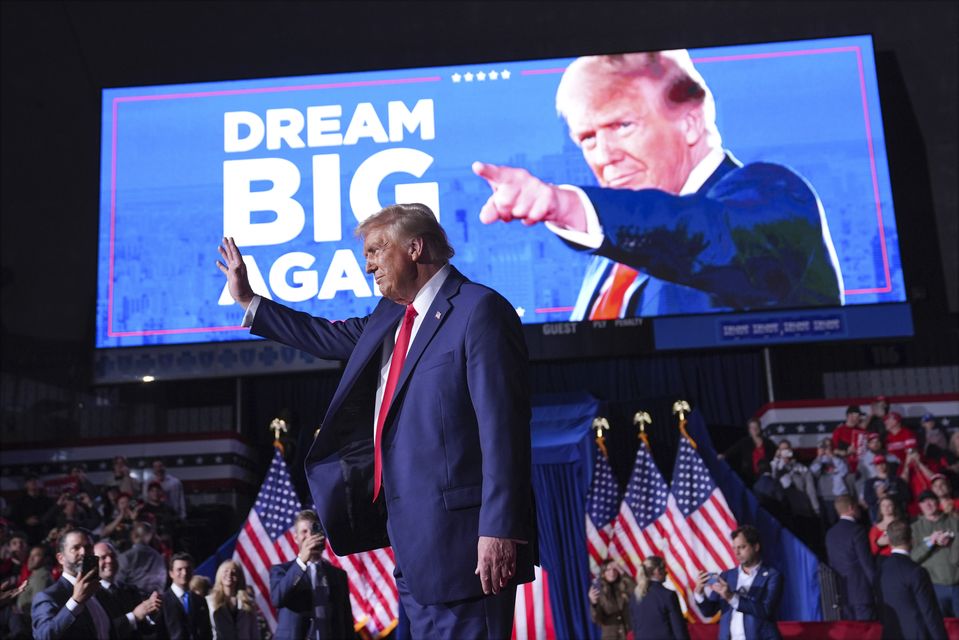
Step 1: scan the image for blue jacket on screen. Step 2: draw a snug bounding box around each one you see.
[569,153,844,319]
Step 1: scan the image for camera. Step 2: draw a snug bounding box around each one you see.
[81,554,99,577]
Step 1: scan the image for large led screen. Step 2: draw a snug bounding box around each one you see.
[97,35,905,348]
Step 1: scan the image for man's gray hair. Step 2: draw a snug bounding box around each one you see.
[555,50,721,149]
[356,203,454,263]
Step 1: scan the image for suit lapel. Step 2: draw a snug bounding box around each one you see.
[382,267,463,421]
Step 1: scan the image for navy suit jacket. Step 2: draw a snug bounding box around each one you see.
[252,266,536,605]
[825,517,876,607]
[699,565,783,640]
[269,558,353,640]
[878,552,947,640]
[32,576,120,640]
[629,581,689,640]
[568,153,844,319]
[155,588,211,640]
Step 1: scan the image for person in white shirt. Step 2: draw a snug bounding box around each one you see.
[694,524,783,640]
[143,460,187,520]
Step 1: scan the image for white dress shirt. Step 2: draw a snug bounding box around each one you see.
[693,562,763,640]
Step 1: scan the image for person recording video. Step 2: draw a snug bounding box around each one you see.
[269,510,353,640]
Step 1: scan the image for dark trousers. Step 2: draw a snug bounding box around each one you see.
[841,602,875,621]
[394,566,517,640]
[933,583,959,618]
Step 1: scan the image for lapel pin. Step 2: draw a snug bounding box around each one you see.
[762,571,768,577]
[435,311,442,320]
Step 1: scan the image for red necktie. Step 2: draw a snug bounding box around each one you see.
[588,263,638,320]
[373,304,417,502]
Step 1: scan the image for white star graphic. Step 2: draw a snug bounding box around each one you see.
[489,70,499,80]
[464,72,474,82]
[501,69,511,79]
[476,71,486,81]
[943,418,951,426]
[451,73,462,83]
[817,423,826,432]
[516,307,526,317]
[797,425,806,433]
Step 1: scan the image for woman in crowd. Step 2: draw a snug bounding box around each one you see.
[629,556,689,640]
[869,496,902,557]
[208,559,259,640]
[718,418,777,486]
[589,559,635,640]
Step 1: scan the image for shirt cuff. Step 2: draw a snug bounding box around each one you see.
[241,295,262,327]
[728,594,741,609]
[295,557,308,572]
[693,591,705,604]
[125,612,136,626]
[66,598,81,613]
[544,185,604,249]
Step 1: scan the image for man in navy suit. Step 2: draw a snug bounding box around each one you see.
[155,552,211,640]
[217,203,535,639]
[473,50,843,319]
[694,524,782,640]
[32,527,114,640]
[93,540,163,639]
[825,495,876,620]
[878,519,947,640]
[269,510,353,639]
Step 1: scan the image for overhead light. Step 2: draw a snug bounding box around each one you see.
[142,375,156,383]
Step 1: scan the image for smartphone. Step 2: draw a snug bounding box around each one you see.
[705,573,720,585]
[311,520,323,535]
[591,577,602,590]
[81,554,99,577]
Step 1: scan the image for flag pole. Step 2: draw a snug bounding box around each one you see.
[592,417,611,458]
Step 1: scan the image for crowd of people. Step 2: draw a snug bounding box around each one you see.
[0,456,301,639]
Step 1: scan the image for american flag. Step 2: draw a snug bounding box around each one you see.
[585,447,622,575]
[511,566,556,640]
[665,436,738,622]
[607,439,691,615]
[233,448,398,636]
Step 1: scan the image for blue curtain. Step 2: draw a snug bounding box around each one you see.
[685,411,823,621]
[530,393,601,640]
[195,532,238,580]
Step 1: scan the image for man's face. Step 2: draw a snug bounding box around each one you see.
[148,486,163,502]
[94,543,117,581]
[170,559,193,589]
[8,536,27,561]
[867,438,882,452]
[363,226,418,304]
[919,498,939,518]
[563,74,698,194]
[941,498,955,515]
[58,531,92,576]
[27,547,46,571]
[933,478,950,497]
[25,478,39,494]
[845,412,860,426]
[732,534,760,566]
[152,461,166,479]
[875,461,888,477]
[884,415,900,432]
[293,519,325,558]
[777,442,793,460]
[747,421,761,439]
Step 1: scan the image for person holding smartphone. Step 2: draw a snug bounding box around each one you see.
[269,510,353,640]
[31,527,114,640]
[588,559,635,640]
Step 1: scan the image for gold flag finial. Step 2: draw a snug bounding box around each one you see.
[633,411,652,448]
[593,417,611,458]
[270,418,288,454]
[672,400,696,448]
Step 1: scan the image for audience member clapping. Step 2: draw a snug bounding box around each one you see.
[910,490,959,617]
[810,438,850,530]
[208,559,259,640]
[863,455,910,522]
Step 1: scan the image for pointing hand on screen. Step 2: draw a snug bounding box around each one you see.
[472,161,587,232]
[216,236,255,309]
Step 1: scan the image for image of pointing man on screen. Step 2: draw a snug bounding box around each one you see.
[473,50,844,320]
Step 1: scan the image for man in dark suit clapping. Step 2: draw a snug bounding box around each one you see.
[94,540,162,638]
[32,527,113,640]
[156,552,211,640]
[270,510,353,640]
[878,520,947,640]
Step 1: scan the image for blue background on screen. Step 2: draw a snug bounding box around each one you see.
[96,35,904,348]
